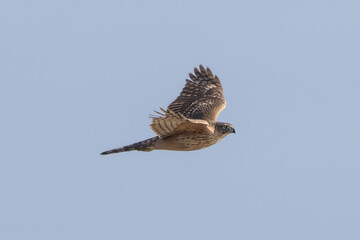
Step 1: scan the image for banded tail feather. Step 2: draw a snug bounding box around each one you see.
[100,136,160,155]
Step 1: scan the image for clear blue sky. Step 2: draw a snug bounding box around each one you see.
[1,1,359,239]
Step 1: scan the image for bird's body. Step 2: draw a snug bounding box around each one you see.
[101,65,235,155]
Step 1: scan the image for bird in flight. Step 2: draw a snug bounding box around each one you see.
[101,65,235,155]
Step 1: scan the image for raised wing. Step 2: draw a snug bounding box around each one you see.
[150,108,213,138]
[167,65,226,122]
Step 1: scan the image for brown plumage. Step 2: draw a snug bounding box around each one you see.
[101,65,235,155]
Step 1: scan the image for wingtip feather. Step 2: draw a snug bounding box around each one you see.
[194,67,201,77]
[206,67,214,77]
[189,73,196,81]
[199,64,205,72]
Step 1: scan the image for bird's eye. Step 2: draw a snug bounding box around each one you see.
[222,126,227,130]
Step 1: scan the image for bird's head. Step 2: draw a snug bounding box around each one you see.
[215,122,236,136]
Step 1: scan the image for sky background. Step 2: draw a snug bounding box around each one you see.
[1,0,359,239]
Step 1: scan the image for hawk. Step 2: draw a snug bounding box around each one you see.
[101,65,235,155]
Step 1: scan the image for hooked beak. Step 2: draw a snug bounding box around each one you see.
[232,128,236,134]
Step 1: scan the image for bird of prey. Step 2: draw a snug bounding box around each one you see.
[101,65,235,155]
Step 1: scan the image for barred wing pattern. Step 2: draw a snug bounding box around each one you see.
[167,65,226,122]
[150,108,211,138]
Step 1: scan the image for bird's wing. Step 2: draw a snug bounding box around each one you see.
[167,65,226,122]
[150,108,213,138]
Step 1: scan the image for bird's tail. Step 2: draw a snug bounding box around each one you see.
[100,136,160,155]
